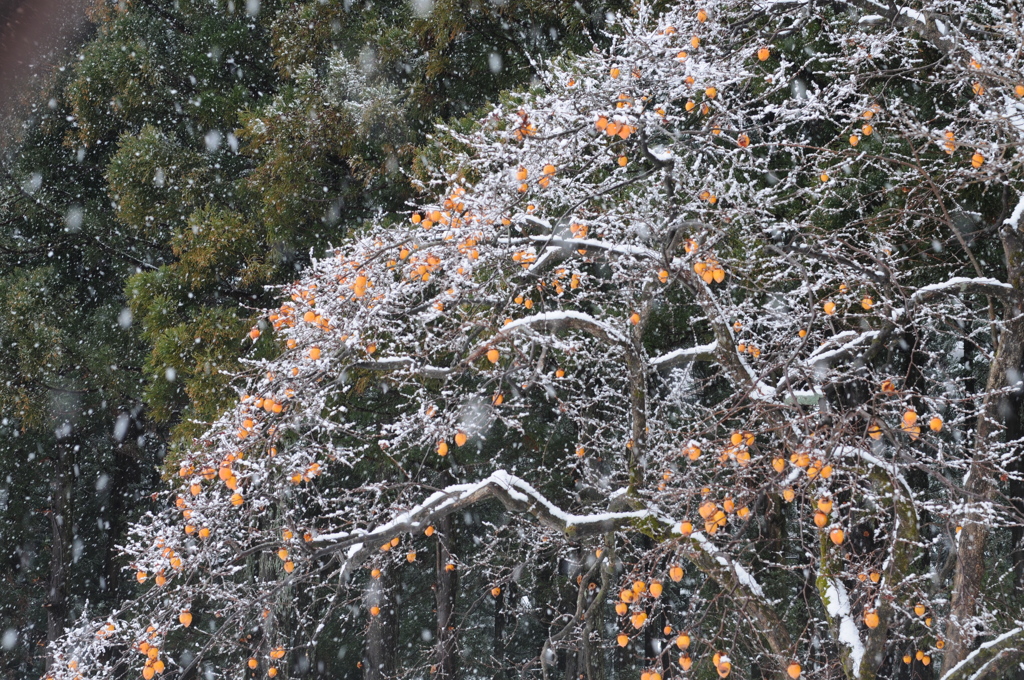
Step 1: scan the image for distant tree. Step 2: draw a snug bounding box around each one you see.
[47,2,1024,680]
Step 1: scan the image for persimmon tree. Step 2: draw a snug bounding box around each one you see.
[50,2,1024,680]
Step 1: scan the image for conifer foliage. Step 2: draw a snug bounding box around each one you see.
[50,2,1024,680]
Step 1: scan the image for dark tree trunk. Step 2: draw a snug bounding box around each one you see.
[559,552,582,680]
[580,559,606,680]
[947,216,1024,668]
[434,513,458,680]
[494,581,506,680]
[103,457,124,596]
[364,566,399,680]
[1005,390,1024,589]
[45,438,74,672]
[103,438,143,600]
[563,650,578,680]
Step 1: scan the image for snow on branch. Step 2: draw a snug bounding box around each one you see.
[524,235,661,260]
[340,311,627,379]
[312,470,653,577]
[842,0,963,57]
[496,310,630,347]
[821,578,867,678]
[690,532,764,599]
[307,468,792,664]
[911,277,1019,305]
[940,627,1024,680]
[650,341,719,370]
[1005,194,1024,232]
[346,356,453,379]
[685,533,793,660]
[802,329,883,368]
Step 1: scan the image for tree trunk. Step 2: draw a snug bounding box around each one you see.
[946,323,1019,663]
[562,648,578,680]
[493,580,506,680]
[103,436,144,600]
[45,438,74,673]
[946,215,1024,668]
[580,598,603,680]
[1005,390,1024,589]
[364,566,399,680]
[257,522,285,678]
[435,513,458,680]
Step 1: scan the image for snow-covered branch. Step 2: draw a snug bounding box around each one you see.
[651,340,718,371]
[940,627,1024,680]
[819,578,866,680]
[911,277,1019,306]
[496,310,629,347]
[313,470,653,577]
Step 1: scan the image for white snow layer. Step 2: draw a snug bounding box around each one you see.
[1006,194,1024,231]
[912,277,1014,300]
[500,310,628,344]
[320,469,650,549]
[650,341,718,366]
[824,579,866,677]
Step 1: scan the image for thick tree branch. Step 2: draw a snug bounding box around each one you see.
[941,627,1024,680]
[345,310,630,380]
[840,1,965,59]
[910,277,1020,307]
[650,341,719,371]
[310,471,653,573]
[683,534,793,672]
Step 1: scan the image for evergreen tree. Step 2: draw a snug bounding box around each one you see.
[0,79,162,677]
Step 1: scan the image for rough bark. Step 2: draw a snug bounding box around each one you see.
[946,215,1024,668]
[364,567,399,680]
[941,627,1024,680]
[435,513,458,680]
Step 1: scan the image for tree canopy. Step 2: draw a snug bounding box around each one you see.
[43,2,1024,680]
